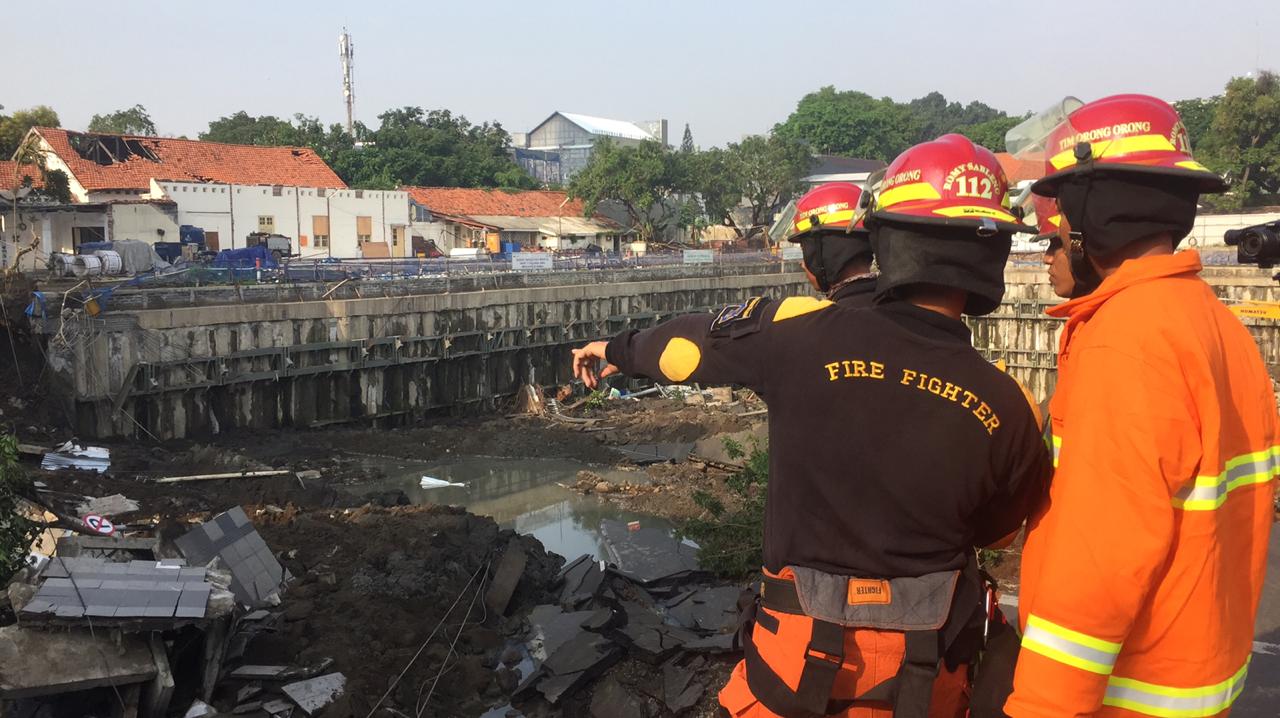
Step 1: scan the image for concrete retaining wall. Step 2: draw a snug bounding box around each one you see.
[47,266,810,438]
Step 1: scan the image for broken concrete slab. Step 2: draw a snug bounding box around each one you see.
[0,625,156,698]
[614,604,700,663]
[663,661,704,714]
[262,698,294,716]
[615,443,695,465]
[281,672,345,715]
[484,540,527,618]
[229,665,290,680]
[527,604,598,662]
[176,506,287,608]
[682,632,737,654]
[558,554,605,609]
[233,700,264,714]
[237,684,264,703]
[76,493,141,518]
[599,520,703,586]
[665,585,742,633]
[544,631,619,676]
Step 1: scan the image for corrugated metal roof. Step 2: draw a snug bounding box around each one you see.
[467,215,623,236]
[559,113,655,142]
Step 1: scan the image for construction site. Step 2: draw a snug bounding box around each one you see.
[4,5,1280,717]
[2,248,1279,717]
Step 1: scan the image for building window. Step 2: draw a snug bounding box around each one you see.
[258,215,275,232]
[356,215,372,243]
[312,216,330,249]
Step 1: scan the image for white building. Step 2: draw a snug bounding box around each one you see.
[513,112,668,184]
[9,127,409,261]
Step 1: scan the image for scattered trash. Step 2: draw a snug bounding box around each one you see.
[184,700,217,718]
[615,443,695,465]
[154,469,292,484]
[295,469,322,481]
[627,520,641,531]
[75,493,140,517]
[40,441,110,473]
[420,476,466,488]
[281,672,346,715]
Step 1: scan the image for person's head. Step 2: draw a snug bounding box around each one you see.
[1030,194,1075,298]
[866,134,1034,317]
[1031,94,1227,291]
[785,182,875,293]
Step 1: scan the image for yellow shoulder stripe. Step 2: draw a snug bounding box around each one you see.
[658,337,701,382]
[772,297,834,323]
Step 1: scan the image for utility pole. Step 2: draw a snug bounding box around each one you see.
[339,29,355,137]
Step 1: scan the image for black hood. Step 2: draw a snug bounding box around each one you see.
[868,218,1011,316]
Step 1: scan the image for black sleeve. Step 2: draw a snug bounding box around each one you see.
[970,399,1052,547]
[604,297,777,392]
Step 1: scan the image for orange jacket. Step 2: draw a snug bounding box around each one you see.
[1007,251,1278,718]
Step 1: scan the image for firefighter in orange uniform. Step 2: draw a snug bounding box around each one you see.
[1006,94,1279,718]
[573,135,1051,717]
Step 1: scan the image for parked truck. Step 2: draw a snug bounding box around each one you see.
[244,233,295,263]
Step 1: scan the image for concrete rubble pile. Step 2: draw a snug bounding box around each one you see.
[1,506,346,718]
[488,518,741,717]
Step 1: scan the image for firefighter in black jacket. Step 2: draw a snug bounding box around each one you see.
[572,134,1050,718]
[786,182,879,308]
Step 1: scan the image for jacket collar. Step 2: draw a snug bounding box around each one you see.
[1046,250,1203,348]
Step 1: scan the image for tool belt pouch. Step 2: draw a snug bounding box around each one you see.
[743,567,961,718]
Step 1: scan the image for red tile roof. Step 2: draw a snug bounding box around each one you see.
[0,162,45,189]
[995,152,1043,184]
[34,127,346,192]
[403,186,588,218]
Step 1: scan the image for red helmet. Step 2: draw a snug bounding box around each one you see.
[872,134,1030,234]
[1032,194,1061,241]
[784,182,870,243]
[1032,94,1227,196]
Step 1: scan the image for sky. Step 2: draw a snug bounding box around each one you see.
[3,0,1279,149]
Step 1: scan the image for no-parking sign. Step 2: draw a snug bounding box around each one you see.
[82,514,115,535]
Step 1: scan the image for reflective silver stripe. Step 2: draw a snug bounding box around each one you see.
[1102,660,1250,718]
[1021,615,1120,675]
[1173,446,1280,511]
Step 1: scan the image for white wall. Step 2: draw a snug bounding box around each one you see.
[151,181,408,258]
[1187,211,1280,248]
[110,203,179,243]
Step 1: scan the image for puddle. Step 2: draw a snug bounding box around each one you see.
[352,455,678,561]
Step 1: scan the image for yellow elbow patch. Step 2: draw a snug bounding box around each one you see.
[658,337,702,382]
[772,297,834,322]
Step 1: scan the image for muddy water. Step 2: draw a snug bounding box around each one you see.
[355,455,679,561]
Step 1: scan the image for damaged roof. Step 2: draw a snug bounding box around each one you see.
[0,161,45,189]
[32,127,347,192]
[404,186,590,218]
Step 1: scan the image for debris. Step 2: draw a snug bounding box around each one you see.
[281,672,346,715]
[557,555,605,608]
[665,586,742,633]
[527,604,597,661]
[614,601,699,663]
[229,665,290,680]
[295,470,322,481]
[262,698,295,716]
[175,506,288,608]
[485,540,528,617]
[40,441,110,473]
[419,476,466,488]
[599,519,702,586]
[237,684,265,702]
[538,632,621,704]
[615,443,695,465]
[0,625,156,698]
[76,493,141,517]
[55,535,158,560]
[21,557,211,623]
[154,469,292,484]
[233,700,265,714]
[184,700,217,718]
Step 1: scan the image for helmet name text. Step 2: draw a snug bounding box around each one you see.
[1056,121,1153,152]
[882,168,923,190]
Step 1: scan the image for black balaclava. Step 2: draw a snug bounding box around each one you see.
[799,230,873,293]
[868,219,1012,316]
[1055,172,1200,257]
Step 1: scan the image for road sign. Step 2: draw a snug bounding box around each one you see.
[82,514,115,535]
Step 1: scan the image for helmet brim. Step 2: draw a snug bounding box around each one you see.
[869,210,1035,236]
[1032,163,1229,197]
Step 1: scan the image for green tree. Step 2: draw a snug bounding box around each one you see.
[0,435,39,584]
[958,114,1028,153]
[907,91,1005,142]
[570,139,689,242]
[0,105,60,158]
[1204,71,1280,208]
[774,86,919,160]
[87,104,157,136]
[690,135,809,241]
[1172,97,1221,152]
[680,123,695,153]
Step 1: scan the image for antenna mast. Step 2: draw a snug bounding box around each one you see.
[339,28,355,136]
